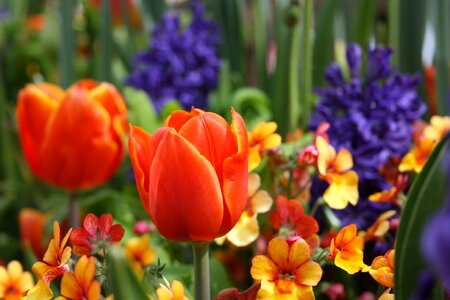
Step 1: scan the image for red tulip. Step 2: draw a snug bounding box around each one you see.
[128,108,248,242]
[16,79,127,191]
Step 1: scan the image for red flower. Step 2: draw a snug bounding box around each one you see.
[269,195,319,240]
[128,108,248,242]
[70,213,124,256]
[16,80,127,191]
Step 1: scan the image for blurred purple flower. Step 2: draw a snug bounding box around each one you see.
[0,6,10,21]
[126,1,220,113]
[310,43,425,229]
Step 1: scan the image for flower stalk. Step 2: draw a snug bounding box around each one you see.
[69,193,79,228]
[192,242,210,300]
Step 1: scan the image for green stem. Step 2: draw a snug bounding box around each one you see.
[99,0,112,82]
[299,0,313,129]
[289,22,300,133]
[388,0,399,65]
[59,0,75,88]
[435,0,450,115]
[192,243,210,300]
[69,193,79,228]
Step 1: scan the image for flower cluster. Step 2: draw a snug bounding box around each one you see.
[126,1,220,113]
[310,44,425,229]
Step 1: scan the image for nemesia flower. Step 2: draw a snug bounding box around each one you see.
[125,235,156,277]
[378,288,395,300]
[216,283,260,300]
[218,173,273,247]
[316,136,359,209]
[156,277,189,300]
[16,79,127,191]
[70,213,125,256]
[269,195,319,246]
[329,224,368,274]
[359,210,396,243]
[128,108,248,242]
[0,260,34,300]
[248,122,282,172]
[369,175,407,205]
[90,0,142,29]
[368,249,395,288]
[250,236,322,299]
[59,256,101,300]
[27,221,72,299]
[19,208,48,259]
[126,1,220,112]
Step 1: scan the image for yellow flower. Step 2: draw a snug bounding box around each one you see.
[378,288,395,300]
[218,173,273,247]
[59,255,101,300]
[369,249,395,288]
[156,277,189,300]
[0,260,34,300]
[360,210,396,243]
[251,236,322,299]
[329,224,368,274]
[424,115,450,141]
[125,235,156,278]
[248,122,282,172]
[27,221,72,300]
[316,136,359,209]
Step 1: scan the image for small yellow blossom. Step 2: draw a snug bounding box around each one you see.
[248,122,282,172]
[0,260,34,300]
[125,235,156,278]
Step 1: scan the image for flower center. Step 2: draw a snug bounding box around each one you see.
[276,276,296,294]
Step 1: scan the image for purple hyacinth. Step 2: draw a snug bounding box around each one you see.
[126,1,220,113]
[310,44,425,229]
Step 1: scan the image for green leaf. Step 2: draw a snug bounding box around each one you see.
[350,0,376,45]
[210,257,233,298]
[395,133,450,300]
[124,87,161,133]
[107,246,149,300]
[230,87,272,130]
[161,100,183,120]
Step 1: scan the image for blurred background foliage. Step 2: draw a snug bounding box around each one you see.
[0,0,449,297]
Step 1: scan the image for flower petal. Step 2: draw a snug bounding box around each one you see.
[267,237,289,270]
[248,173,261,198]
[60,272,82,299]
[251,190,273,214]
[251,256,278,281]
[294,261,322,286]
[288,238,310,270]
[149,131,224,241]
[334,148,353,173]
[226,212,259,247]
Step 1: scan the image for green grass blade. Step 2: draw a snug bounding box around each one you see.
[434,0,450,115]
[59,0,76,87]
[395,133,450,300]
[98,0,112,82]
[350,0,376,45]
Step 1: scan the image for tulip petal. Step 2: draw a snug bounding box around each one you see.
[17,83,62,179]
[219,109,248,235]
[149,131,224,241]
[164,108,202,131]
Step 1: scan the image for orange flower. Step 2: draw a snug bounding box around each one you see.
[218,173,273,247]
[156,277,189,300]
[129,108,248,242]
[18,208,48,259]
[316,136,359,209]
[248,122,282,172]
[59,256,101,300]
[369,249,395,288]
[0,260,34,300]
[27,221,72,299]
[360,210,396,243]
[16,80,127,191]
[329,224,367,274]
[251,236,322,299]
[125,235,156,277]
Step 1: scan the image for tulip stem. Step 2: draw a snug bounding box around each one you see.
[69,193,79,228]
[192,242,210,300]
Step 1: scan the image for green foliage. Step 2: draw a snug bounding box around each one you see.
[395,133,450,300]
[124,87,162,133]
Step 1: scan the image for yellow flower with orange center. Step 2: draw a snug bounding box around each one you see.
[0,260,34,300]
[251,236,322,299]
[369,249,395,288]
[59,255,101,300]
[315,136,359,209]
[248,122,282,172]
[329,224,368,274]
[27,221,72,300]
[125,235,156,278]
[156,277,189,300]
[217,173,273,247]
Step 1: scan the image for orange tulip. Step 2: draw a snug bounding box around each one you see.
[128,108,248,242]
[16,80,127,191]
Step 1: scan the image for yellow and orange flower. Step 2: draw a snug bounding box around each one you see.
[399,115,450,173]
[125,235,156,278]
[129,108,248,242]
[156,277,189,300]
[218,173,273,247]
[316,136,359,209]
[360,210,396,243]
[27,221,72,300]
[248,122,282,172]
[0,260,34,300]
[369,249,395,288]
[16,80,127,191]
[251,236,322,299]
[329,224,368,274]
[59,256,101,300]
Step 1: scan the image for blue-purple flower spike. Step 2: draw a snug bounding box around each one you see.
[126,1,220,113]
[310,43,426,229]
